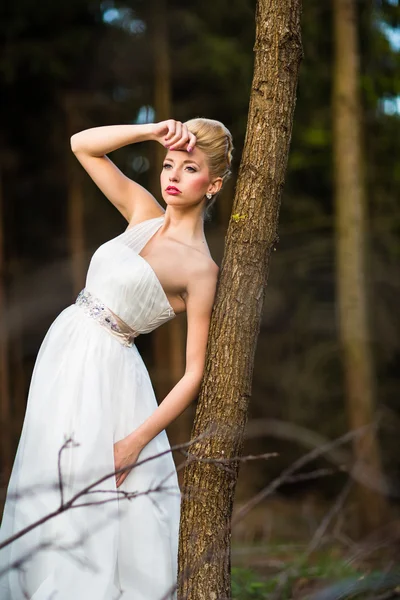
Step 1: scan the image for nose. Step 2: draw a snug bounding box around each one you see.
[168,166,179,182]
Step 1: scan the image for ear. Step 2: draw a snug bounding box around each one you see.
[208,177,223,196]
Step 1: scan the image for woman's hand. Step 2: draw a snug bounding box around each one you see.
[113,435,143,488]
[152,119,197,153]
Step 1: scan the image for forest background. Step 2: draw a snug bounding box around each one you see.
[0,0,399,593]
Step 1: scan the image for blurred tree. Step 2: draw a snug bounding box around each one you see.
[169,0,255,222]
[0,159,12,479]
[332,0,389,533]
[7,259,25,447]
[64,94,87,296]
[359,0,400,479]
[0,0,109,477]
[146,0,191,458]
[244,0,400,503]
[178,0,303,597]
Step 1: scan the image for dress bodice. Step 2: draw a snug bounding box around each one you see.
[84,215,176,335]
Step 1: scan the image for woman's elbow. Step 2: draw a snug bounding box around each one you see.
[70,133,84,154]
[70,134,79,153]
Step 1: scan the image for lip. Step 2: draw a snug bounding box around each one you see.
[166,186,181,194]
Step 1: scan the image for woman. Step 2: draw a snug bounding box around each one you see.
[0,117,233,599]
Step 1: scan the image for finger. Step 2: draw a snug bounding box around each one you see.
[171,132,190,150]
[178,124,190,146]
[170,135,190,151]
[178,126,190,149]
[170,127,190,151]
[168,122,183,148]
[187,133,197,153]
[164,120,177,143]
[116,470,128,488]
[168,126,183,149]
[115,469,122,487]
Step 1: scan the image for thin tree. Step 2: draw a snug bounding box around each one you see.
[178,0,303,597]
[149,0,192,459]
[0,159,12,480]
[8,257,26,443]
[332,0,389,533]
[64,94,87,298]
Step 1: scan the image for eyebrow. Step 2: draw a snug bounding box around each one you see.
[164,158,201,168]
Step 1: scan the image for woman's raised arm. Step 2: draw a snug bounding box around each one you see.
[70,123,164,223]
[70,121,197,224]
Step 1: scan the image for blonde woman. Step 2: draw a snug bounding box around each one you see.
[0,118,233,599]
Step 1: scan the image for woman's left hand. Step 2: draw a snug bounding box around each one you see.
[113,436,143,488]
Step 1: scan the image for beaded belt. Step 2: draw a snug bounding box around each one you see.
[75,289,138,347]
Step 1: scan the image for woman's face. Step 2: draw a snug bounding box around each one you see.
[160,146,217,209]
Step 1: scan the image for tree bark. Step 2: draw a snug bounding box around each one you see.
[332,0,389,533]
[178,1,303,597]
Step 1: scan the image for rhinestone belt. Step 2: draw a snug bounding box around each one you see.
[75,288,138,347]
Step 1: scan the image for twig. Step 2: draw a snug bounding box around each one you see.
[57,436,80,508]
[162,425,377,600]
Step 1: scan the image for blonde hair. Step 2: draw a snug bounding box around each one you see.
[184,117,234,219]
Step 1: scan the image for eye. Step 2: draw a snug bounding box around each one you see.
[186,166,197,172]
[163,163,172,169]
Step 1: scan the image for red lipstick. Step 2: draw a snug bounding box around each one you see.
[166,186,181,195]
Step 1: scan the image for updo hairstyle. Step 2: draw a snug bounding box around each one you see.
[184,117,234,220]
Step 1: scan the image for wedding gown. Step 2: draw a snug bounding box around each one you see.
[0,215,181,600]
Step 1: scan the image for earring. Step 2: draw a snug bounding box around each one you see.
[206,193,213,200]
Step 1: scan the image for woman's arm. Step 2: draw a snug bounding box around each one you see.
[113,258,218,486]
[70,123,162,223]
[70,121,197,224]
[129,261,219,448]
[71,123,159,157]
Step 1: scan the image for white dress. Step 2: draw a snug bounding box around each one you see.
[0,215,181,600]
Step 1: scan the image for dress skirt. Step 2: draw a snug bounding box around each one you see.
[0,302,181,600]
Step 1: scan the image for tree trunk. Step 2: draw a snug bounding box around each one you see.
[8,257,26,442]
[150,0,171,184]
[178,1,303,597]
[149,0,192,461]
[64,95,86,298]
[0,162,12,480]
[332,0,389,534]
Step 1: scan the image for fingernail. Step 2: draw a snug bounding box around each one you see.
[165,144,169,148]
[187,146,192,152]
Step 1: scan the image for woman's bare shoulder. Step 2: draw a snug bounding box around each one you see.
[187,245,219,277]
[183,248,219,304]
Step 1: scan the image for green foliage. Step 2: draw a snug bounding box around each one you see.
[231,553,391,600]
[231,567,275,599]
